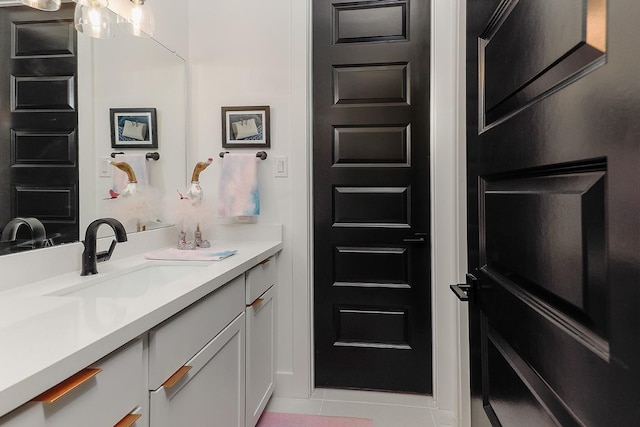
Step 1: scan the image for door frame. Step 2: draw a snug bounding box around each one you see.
[285,0,468,422]
[429,0,468,422]
[452,1,471,425]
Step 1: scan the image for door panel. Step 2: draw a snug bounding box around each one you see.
[314,0,431,393]
[333,125,410,166]
[333,2,408,44]
[480,0,606,128]
[467,0,640,425]
[0,4,79,249]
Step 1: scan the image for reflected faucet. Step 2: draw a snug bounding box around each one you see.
[0,217,48,249]
[81,218,128,276]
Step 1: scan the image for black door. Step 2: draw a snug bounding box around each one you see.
[0,4,78,248]
[313,0,431,393]
[465,0,640,425]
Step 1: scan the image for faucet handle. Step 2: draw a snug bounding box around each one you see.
[96,240,117,263]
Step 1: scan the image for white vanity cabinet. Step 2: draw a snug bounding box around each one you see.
[0,238,283,427]
[245,257,277,427]
[148,275,246,427]
[0,339,145,427]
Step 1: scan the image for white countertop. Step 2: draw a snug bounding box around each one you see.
[0,238,282,418]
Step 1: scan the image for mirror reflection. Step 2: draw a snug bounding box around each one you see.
[0,2,186,255]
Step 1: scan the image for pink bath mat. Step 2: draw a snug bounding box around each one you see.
[256,412,373,427]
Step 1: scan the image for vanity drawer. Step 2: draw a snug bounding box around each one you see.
[0,339,144,427]
[150,313,246,427]
[245,256,276,305]
[148,274,245,391]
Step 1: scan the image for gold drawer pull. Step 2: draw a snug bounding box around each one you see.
[250,298,265,308]
[162,365,192,388]
[115,413,142,427]
[259,258,271,266]
[32,368,102,403]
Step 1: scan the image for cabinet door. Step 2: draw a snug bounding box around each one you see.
[150,313,246,427]
[246,285,277,427]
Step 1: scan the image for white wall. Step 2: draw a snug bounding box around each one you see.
[108,0,188,58]
[187,1,467,421]
[187,0,311,397]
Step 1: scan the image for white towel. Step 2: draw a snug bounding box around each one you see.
[113,153,150,193]
[218,153,260,217]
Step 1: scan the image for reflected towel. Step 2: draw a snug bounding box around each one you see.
[218,153,260,217]
[113,153,150,193]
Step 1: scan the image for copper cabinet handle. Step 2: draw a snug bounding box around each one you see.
[162,365,192,388]
[32,368,102,403]
[115,413,142,427]
[259,258,271,266]
[250,298,265,308]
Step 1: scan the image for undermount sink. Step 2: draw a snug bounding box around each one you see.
[51,264,208,298]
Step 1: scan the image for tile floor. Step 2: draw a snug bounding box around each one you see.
[265,388,455,427]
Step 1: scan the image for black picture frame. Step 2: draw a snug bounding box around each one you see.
[221,105,270,148]
[110,107,158,149]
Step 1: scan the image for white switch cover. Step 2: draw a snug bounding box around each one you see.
[274,156,288,178]
[99,156,112,178]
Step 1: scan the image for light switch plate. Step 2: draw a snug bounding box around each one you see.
[273,156,288,178]
[99,156,112,178]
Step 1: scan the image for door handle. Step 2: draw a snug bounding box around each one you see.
[403,237,425,243]
[450,274,478,302]
[403,232,427,244]
[450,284,470,301]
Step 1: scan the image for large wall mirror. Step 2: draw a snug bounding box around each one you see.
[0,1,186,255]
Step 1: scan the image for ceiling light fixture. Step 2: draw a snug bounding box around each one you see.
[19,0,61,11]
[74,0,115,39]
[117,0,154,37]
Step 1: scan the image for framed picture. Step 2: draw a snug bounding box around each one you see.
[110,107,158,148]
[222,105,270,148]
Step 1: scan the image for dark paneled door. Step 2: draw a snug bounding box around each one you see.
[0,4,78,247]
[466,0,639,425]
[313,0,431,392]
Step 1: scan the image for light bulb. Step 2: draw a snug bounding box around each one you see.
[117,0,154,37]
[88,8,101,30]
[74,2,114,39]
[130,4,143,36]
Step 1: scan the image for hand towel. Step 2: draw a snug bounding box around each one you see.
[144,248,237,261]
[113,153,150,193]
[218,153,260,217]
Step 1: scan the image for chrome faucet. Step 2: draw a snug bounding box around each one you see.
[0,217,48,249]
[81,218,128,276]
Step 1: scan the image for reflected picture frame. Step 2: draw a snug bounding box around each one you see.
[110,107,158,148]
[221,105,270,148]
